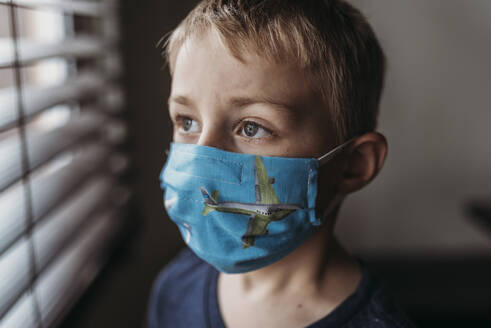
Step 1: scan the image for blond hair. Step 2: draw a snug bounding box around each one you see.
[162,0,386,142]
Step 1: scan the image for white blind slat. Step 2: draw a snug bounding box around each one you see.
[0,72,105,131]
[0,39,13,68]
[0,183,26,255]
[0,146,127,258]
[0,0,127,325]
[23,73,104,123]
[33,177,112,271]
[0,0,115,17]
[0,37,112,69]
[0,112,105,193]
[0,292,36,328]
[0,237,31,318]
[35,209,118,326]
[31,145,109,222]
[0,131,23,192]
[0,88,18,130]
[27,112,106,171]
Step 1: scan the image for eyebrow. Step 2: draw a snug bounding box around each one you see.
[169,94,297,113]
[168,95,195,108]
[228,96,298,113]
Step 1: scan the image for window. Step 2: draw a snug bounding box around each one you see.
[0,1,130,327]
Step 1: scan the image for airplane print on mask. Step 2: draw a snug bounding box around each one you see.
[200,156,302,249]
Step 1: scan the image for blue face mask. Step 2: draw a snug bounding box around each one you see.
[159,141,351,273]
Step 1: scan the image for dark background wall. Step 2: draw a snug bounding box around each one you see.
[338,0,491,254]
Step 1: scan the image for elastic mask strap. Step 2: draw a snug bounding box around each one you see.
[317,137,357,166]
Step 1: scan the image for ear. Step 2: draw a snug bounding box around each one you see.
[338,132,388,194]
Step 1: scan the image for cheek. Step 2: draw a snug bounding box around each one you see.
[172,129,181,142]
[281,125,334,158]
[173,131,197,144]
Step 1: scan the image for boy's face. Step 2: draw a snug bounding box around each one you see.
[168,31,337,159]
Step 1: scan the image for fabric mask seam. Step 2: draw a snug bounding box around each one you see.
[171,149,244,168]
[307,165,320,225]
[166,169,243,185]
[307,164,312,209]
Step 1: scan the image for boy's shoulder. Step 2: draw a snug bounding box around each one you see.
[151,247,208,291]
[147,248,416,328]
[147,248,214,328]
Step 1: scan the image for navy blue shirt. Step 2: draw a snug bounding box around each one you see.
[147,248,415,328]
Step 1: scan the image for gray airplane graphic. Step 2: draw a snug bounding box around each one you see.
[200,156,302,249]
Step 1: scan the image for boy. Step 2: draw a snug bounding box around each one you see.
[148,0,415,327]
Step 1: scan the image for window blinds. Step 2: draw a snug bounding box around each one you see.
[0,1,130,327]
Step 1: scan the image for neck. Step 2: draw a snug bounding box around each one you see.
[220,208,360,299]
[239,224,333,295]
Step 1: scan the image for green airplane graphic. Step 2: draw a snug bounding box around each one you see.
[200,156,302,249]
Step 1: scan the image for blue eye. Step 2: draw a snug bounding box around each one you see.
[243,122,258,137]
[180,117,200,133]
[182,118,192,131]
[241,121,270,139]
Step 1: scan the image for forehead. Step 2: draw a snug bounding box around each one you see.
[170,31,323,114]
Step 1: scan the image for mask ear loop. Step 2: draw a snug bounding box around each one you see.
[315,137,358,224]
[317,137,357,166]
